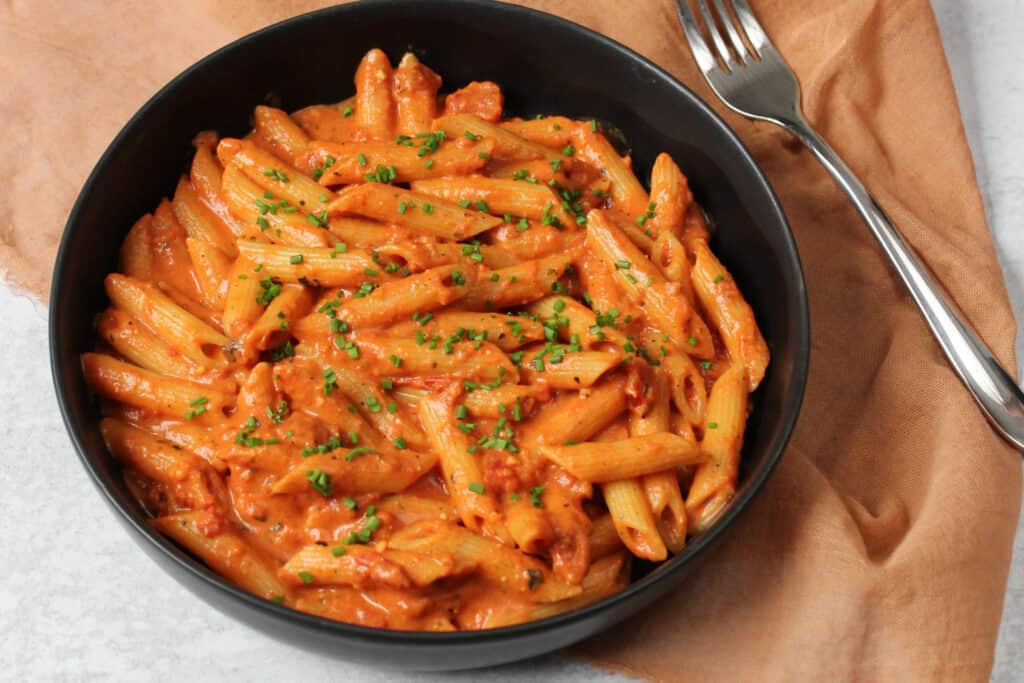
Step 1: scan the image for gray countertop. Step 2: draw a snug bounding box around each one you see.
[1,1,1021,680]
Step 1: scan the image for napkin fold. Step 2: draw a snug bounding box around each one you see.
[3,1,1018,680]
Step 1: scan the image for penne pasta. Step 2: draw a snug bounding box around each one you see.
[328,183,502,241]
[393,52,442,136]
[154,511,290,601]
[82,49,767,631]
[540,433,705,482]
[172,176,238,257]
[190,131,249,239]
[105,274,230,369]
[691,240,770,390]
[433,114,565,164]
[82,353,232,421]
[305,138,493,186]
[185,238,231,310]
[97,307,202,381]
[219,165,332,247]
[417,391,509,542]
[354,48,395,141]
[234,241,381,288]
[571,126,648,218]
[686,363,748,532]
[218,137,334,211]
[253,105,311,165]
[409,177,574,226]
[457,252,575,310]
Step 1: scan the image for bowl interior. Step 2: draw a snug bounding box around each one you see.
[50,0,807,669]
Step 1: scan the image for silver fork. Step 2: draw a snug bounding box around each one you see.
[676,0,1024,451]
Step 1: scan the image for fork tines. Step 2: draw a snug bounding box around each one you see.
[675,0,773,72]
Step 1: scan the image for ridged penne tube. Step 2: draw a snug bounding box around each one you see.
[647,152,692,237]
[291,104,360,143]
[457,252,574,309]
[651,230,695,303]
[433,114,565,164]
[526,296,629,349]
[108,405,226,471]
[393,52,442,136]
[328,184,502,241]
[521,350,624,389]
[270,444,437,496]
[153,511,291,601]
[327,363,428,451]
[158,284,223,334]
[388,311,545,352]
[461,383,549,419]
[632,370,688,553]
[487,158,568,185]
[220,166,332,247]
[234,241,381,288]
[417,391,509,541]
[375,494,459,525]
[101,418,196,484]
[353,334,517,383]
[149,200,205,301]
[616,216,657,254]
[682,201,712,252]
[326,217,407,249]
[586,210,712,357]
[281,544,472,589]
[691,239,770,390]
[280,544,411,589]
[643,471,687,554]
[540,433,705,482]
[354,48,395,140]
[571,126,648,218]
[97,308,201,381]
[574,248,644,327]
[334,264,475,328]
[82,353,232,421]
[190,131,249,238]
[601,479,666,561]
[221,257,264,338]
[105,274,230,369]
[588,513,624,559]
[650,340,707,426]
[243,284,313,355]
[252,105,310,165]
[526,553,628,621]
[217,137,334,211]
[185,238,231,310]
[172,176,238,257]
[487,222,585,264]
[409,177,574,225]
[306,139,493,186]
[686,363,748,533]
[498,116,576,148]
[505,499,556,555]
[389,520,579,602]
[517,375,627,448]
[120,214,153,281]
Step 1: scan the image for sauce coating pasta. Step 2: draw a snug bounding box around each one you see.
[83,48,768,631]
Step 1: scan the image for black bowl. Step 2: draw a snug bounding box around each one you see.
[49,0,808,671]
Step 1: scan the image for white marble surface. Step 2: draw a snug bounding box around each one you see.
[1,1,1022,680]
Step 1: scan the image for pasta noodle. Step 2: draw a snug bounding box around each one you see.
[82,49,767,632]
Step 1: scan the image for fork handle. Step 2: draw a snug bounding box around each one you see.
[785,117,1024,451]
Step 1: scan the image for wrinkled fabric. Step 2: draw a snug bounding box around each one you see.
[1,1,1018,680]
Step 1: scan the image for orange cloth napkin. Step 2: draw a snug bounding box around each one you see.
[3,1,1019,680]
